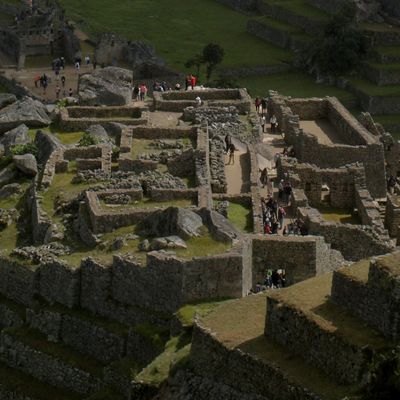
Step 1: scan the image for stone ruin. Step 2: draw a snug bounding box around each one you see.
[0,71,398,398]
[0,0,79,69]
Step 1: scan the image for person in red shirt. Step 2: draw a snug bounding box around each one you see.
[191,75,197,90]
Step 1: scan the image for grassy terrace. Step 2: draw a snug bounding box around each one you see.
[318,206,361,225]
[3,327,105,378]
[100,197,196,211]
[238,72,357,101]
[59,0,292,72]
[131,138,193,159]
[201,289,356,400]
[347,77,400,97]
[262,0,329,21]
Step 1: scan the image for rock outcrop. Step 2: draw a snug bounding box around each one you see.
[78,67,133,106]
[0,97,51,133]
[13,154,38,177]
[0,93,17,109]
[0,124,31,154]
[140,207,203,240]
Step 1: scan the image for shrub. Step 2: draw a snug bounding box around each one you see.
[78,132,99,147]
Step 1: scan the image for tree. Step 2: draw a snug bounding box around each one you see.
[202,43,224,81]
[184,54,204,78]
[305,4,368,79]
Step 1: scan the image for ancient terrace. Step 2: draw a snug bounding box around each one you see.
[0,65,398,399]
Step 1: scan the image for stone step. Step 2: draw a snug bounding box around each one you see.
[0,360,83,400]
[0,327,105,396]
[265,271,392,386]
[362,61,400,86]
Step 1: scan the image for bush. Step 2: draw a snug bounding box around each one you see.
[78,132,99,147]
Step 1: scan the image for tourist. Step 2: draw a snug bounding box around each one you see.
[34,74,40,88]
[255,97,261,114]
[270,114,278,133]
[68,88,73,97]
[60,57,65,69]
[260,167,268,188]
[278,206,286,229]
[388,176,396,194]
[191,75,197,90]
[261,97,267,114]
[261,114,266,133]
[139,84,148,101]
[185,75,191,91]
[195,96,202,106]
[75,60,80,70]
[274,152,281,168]
[278,179,284,201]
[85,55,91,66]
[175,83,181,91]
[133,85,139,101]
[225,134,232,153]
[283,182,292,206]
[56,85,61,99]
[226,143,236,165]
[61,75,66,87]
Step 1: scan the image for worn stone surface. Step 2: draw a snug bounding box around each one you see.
[78,67,133,106]
[0,98,51,133]
[13,154,38,177]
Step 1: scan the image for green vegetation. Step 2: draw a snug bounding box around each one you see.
[227,201,253,233]
[238,72,357,101]
[4,327,105,377]
[78,132,99,147]
[132,323,170,350]
[263,0,329,21]
[347,77,400,97]
[136,334,191,385]
[59,0,292,73]
[101,197,195,210]
[176,298,234,327]
[319,206,361,225]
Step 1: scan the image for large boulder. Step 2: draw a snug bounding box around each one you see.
[13,154,38,177]
[0,124,31,154]
[34,130,63,165]
[199,209,242,243]
[140,207,203,240]
[0,97,51,133]
[0,93,17,109]
[78,67,133,106]
[86,124,112,144]
[0,183,21,199]
[0,164,18,187]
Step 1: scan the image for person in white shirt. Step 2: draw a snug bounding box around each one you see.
[270,115,278,133]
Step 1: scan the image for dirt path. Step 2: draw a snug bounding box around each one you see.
[224,139,250,195]
[299,119,344,145]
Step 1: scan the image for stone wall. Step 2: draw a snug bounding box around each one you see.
[0,332,103,396]
[331,253,400,341]
[270,92,387,198]
[298,206,394,261]
[252,235,343,286]
[362,62,400,86]
[265,295,372,385]
[153,89,252,114]
[385,194,400,238]
[189,323,321,400]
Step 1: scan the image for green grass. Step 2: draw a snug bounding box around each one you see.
[101,197,195,211]
[373,113,400,126]
[319,206,361,225]
[59,0,292,73]
[374,46,400,58]
[347,77,400,97]
[176,298,234,327]
[253,15,302,34]
[366,61,400,71]
[136,335,191,386]
[238,72,357,101]
[227,202,253,233]
[264,0,329,21]
[132,323,170,350]
[361,21,400,33]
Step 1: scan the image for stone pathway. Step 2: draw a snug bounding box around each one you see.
[224,138,249,195]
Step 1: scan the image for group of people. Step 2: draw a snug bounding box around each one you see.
[278,179,293,206]
[282,218,308,236]
[133,84,148,101]
[253,269,286,293]
[185,74,197,91]
[261,196,286,235]
[256,97,278,134]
